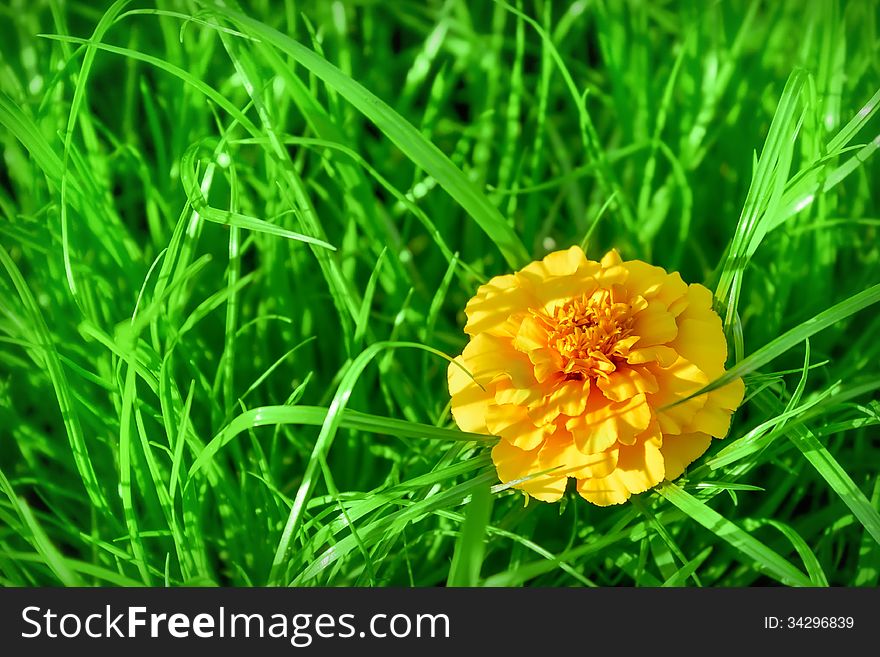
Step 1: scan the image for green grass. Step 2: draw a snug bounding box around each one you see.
[0,0,878,587]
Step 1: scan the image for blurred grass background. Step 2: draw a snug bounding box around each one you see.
[0,0,878,586]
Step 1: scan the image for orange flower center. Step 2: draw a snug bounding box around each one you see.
[537,289,634,380]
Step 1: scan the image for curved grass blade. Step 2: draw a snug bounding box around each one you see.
[0,470,83,586]
[179,142,335,250]
[657,482,813,587]
[259,341,480,584]
[59,0,133,298]
[753,390,880,546]
[188,403,494,480]
[0,245,110,516]
[743,518,828,586]
[205,5,529,269]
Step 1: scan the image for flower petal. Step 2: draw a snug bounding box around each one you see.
[671,317,727,378]
[568,389,652,453]
[538,432,618,479]
[528,377,590,425]
[513,314,548,352]
[594,263,628,288]
[447,357,492,434]
[622,259,665,294]
[493,377,543,407]
[712,376,746,412]
[463,332,529,386]
[537,277,600,314]
[684,400,735,438]
[615,421,665,494]
[683,378,745,438]
[492,439,568,502]
[626,345,678,367]
[514,246,602,312]
[632,300,678,347]
[597,365,658,402]
[486,403,547,450]
[552,378,591,417]
[533,245,589,277]
[465,274,535,337]
[576,470,630,506]
[656,273,689,312]
[660,431,712,481]
[668,282,713,318]
[514,316,564,382]
[650,356,708,435]
[600,249,622,268]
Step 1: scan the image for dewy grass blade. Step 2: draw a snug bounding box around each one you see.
[35,35,262,135]
[0,91,129,267]
[497,0,636,234]
[661,547,713,587]
[179,142,336,250]
[827,86,880,153]
[4,552,143,587]
[300,455,494,557]
[132,398,194,582]
[295,471,498,585]
[716,70,808,315]
[354,248,387,349]
[855,479,880,586]
[742,518,829,586]
[215,27,362,335]
[230,136,471,279]
[118,362,153,585]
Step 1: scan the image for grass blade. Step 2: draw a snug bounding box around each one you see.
[753,391,880,546]
[657,482,813,587]
[206,5,529,269]
[668,283,880,407]
[447,482,494,586]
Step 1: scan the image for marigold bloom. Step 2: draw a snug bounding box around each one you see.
[448,246,744,506]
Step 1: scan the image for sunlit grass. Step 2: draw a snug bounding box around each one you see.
[0,0,878,587]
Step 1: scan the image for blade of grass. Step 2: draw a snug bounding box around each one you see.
[118,362,153,585]
[447,481,493,586]
[657,481,813,586]
[0,469,83,586]
[262,341,485,584]
[0,245,110,516]
[667,282,880,407]
[661,547,713,587]
[743,518,828,586]
[179,141,336,250]
[189,403,494,480]
[205,4,529,269]
[753,389,880,546]
[854,477,880,586]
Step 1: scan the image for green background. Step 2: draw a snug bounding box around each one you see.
[0,0,878,586]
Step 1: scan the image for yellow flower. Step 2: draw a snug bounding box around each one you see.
[447,246,744,506]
